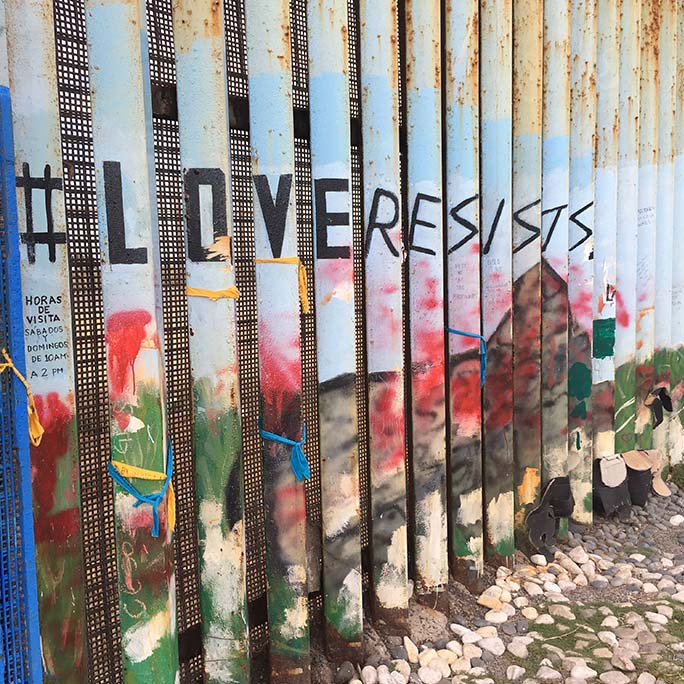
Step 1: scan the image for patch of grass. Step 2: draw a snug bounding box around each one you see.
[671,463,684,489]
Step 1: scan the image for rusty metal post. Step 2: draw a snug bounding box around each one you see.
[512,0,543,548]
[243,1,311,681]
[171,1,249,681]
[83,0,179,681]
[568,0,597,524]
[5,1,86,680]
[653,0,678,461]
[634,0,660,450]
[592,0,620,461]
[541,0,570,497]
[444,0,483,583]
[669,0,684,466]
[306,0,364,662]
[614,0,641,453]
[480,0,515,562]
[405,0,448,607]
[358,0,409,632]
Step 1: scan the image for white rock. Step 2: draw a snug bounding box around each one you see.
[361,666,378,684]
[351,679,363,684]
[524,581,544,597]
[478,637,505,656]
[446,641,463,656]
[531,554,548,566]
[522,606,539,620]
[378,672,393,684]
[601,616,619,629]
[393,661,411,679]
[642,583,658,594]
[574,573,589,587]
[673,591,684,603]
[417,667,442,684]
[485,609,509,624]
[404,637,419,664]
[535,614,555,625]
[507,665,526,681]
[507,640,529,659]
[644,611,668,625]
[461,630,482,644]
[429,657,451,679]
[657,604,673,618]
[549,605,576,621]
[476,626,498,639]
[514,596,530,608]
[568,547,590,565]
[597,631,619,647]
[418,649,437,668]
[463,644,482,659]
[669,514,684,526]
[390,672,407,684]
[636,674,656,684]
[629,553,646,562]
[598,673,630,684]
[450,658,471,674]
[437,649,457,666]
[571,664,598,680]
[543,581,562,594]
[502,603,517,617]
[536,665,563,680]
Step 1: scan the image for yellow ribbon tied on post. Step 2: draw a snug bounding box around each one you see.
[186,286,240,301]
[254,257,310,313]
[0,348,44,447]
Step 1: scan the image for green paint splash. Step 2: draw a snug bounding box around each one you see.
[593,318,616,359]
[569,362,592,401]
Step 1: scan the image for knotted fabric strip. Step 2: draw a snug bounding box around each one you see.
[254,256,310,313]
[0,348,44,446]
[446,327,487,387]
[108,441,176,537]
[258,419,310,481]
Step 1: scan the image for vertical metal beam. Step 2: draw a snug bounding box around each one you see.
[480,0,514,562]
[243,1,311,681]
[670,0,684,466]
[307,0,363,662]
[5,1,86,680]
[359,0,409,631]
[634,0,660,450]
[0,1,43,680]
[444,0,483,583]
[83,1,179,681]
[568,0,597,524]
[592,0,620,462]
[171,1,249,681]
[541,0,570,492]
[405,0,448,606]
[654,0,678,461]
[512,0,543,547]
[615,0,641,453]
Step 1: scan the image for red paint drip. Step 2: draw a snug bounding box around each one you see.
[31,393,80,544]
[615,291,630,328]
[105,310,152,402]
[369,378,405,473]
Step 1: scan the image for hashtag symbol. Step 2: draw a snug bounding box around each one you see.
[17,162,65,264]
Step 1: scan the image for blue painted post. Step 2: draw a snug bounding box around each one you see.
[614,0,641,453]
[84,0,179,680]
[480,0,515,562]
[359,0,409,631]
[445,0,484,583]
[542,0,570,493]
[307,0,364,661]
[405,0,448,607]
[243,1,311,680]
[568,0,597,523]
[171,1,249,681]
[0,2,42,680]
[5,0,85,679]
[592,0,619,464]
[512,0,543,547]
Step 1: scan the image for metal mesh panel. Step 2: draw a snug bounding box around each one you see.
[145,3,204,682]
[347,0,360,120]
[225,0,249,98]
[290,0,309,110]
[53,2,124,682]
[0,156,31,684]
[294,139,322,602]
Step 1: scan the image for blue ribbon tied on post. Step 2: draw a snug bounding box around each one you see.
[446,327,488,387]
[258,419,310,482]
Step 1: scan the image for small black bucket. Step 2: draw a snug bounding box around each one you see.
[626,466,652,507]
